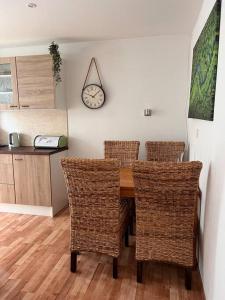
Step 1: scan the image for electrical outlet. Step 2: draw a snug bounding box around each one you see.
[144,109,152,116]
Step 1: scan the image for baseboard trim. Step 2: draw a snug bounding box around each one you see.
[197,266,206,300]
[0,203,53,217]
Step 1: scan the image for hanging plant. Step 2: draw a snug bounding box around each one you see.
[49,41,62,84]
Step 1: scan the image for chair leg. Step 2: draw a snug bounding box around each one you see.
[130,215,134,235]
[185,268,192,290]
[113,257,118,279]
[137,261,143,283]
[125,227,129,247]
[71,251,77,273]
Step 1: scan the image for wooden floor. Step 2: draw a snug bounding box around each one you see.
[0,209,204,300]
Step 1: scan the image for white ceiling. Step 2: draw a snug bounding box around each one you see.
[0,0,203,47]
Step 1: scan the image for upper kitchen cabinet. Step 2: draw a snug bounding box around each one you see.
[0,57,19,110]
[16,55,55,109]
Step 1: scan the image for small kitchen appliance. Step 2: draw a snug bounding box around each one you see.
[34,135,68,149]
[8,132,20,148]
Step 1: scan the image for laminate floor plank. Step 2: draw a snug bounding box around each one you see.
[0,210,204,300]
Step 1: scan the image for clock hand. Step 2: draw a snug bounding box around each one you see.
[85,93,94,98]
[93,90,100,97]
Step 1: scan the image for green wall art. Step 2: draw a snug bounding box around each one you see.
[188,0,221,121]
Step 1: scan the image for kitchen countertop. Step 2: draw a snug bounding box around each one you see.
[0,146,68,155]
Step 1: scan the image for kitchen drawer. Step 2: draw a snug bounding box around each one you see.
[0,184,15,203]
[0,154,14,184]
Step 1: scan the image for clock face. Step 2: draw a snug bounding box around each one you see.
[82,84,105,109]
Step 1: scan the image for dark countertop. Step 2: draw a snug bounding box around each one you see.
[0,146,68,155]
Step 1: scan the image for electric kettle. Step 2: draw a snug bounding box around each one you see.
[8,132,20,148]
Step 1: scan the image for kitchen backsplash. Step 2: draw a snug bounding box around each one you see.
[0,109,68,146]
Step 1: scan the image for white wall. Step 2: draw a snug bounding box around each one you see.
[62,36,190,159]
[188,1,225,299]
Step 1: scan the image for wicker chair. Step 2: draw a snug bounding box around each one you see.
[133,160,202,289]
[145,141,185,162]
[104,140,140,235]
[104,140,140,168]
[61,158,129,278]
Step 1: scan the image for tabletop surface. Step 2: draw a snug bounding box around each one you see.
[120,168,134,197]
[120,168,133,187]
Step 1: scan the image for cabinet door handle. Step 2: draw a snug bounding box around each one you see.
[14,158,23,161]
[10,105,18,108]
[21,105,30,108]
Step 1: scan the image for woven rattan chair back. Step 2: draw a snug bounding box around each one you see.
[61,158,126,256]
[133,160,202,268]
[104,141,140,168]
[145,141,185,162]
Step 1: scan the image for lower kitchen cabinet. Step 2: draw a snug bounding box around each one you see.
[0,154,14,184]
[0,184,15,204]
[0,148,68,216]
[13,155,51,206]
[0,154,15,204]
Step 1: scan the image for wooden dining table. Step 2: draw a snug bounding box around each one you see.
[120,168,134,198]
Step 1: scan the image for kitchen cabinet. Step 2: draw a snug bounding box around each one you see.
[0,154,15,204]
[0,185,15,204]
[16,55,55,109]
[13,154,52,206]
[0,54,56,110]
[0,57,19,110]
[0,154,14,184]
[0,147,68,216]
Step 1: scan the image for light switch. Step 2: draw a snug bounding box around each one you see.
[144,109,152,116]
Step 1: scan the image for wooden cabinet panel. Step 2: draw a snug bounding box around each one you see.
[0,154,14,184]
[0,154,15,204]
[13,155,52,206]
[0,57,19,110]
[16,55,55,109]
[0,184,15,203]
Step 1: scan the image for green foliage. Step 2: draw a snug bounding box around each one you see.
[188,0,221,121]
[49,41,62,84]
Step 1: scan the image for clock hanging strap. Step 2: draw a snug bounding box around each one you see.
[82,57,103,90]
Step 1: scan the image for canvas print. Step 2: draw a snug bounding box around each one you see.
[188,0,221,121]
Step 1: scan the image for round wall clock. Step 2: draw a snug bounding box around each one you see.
[82,84,105,109]
[82,58,106,109]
